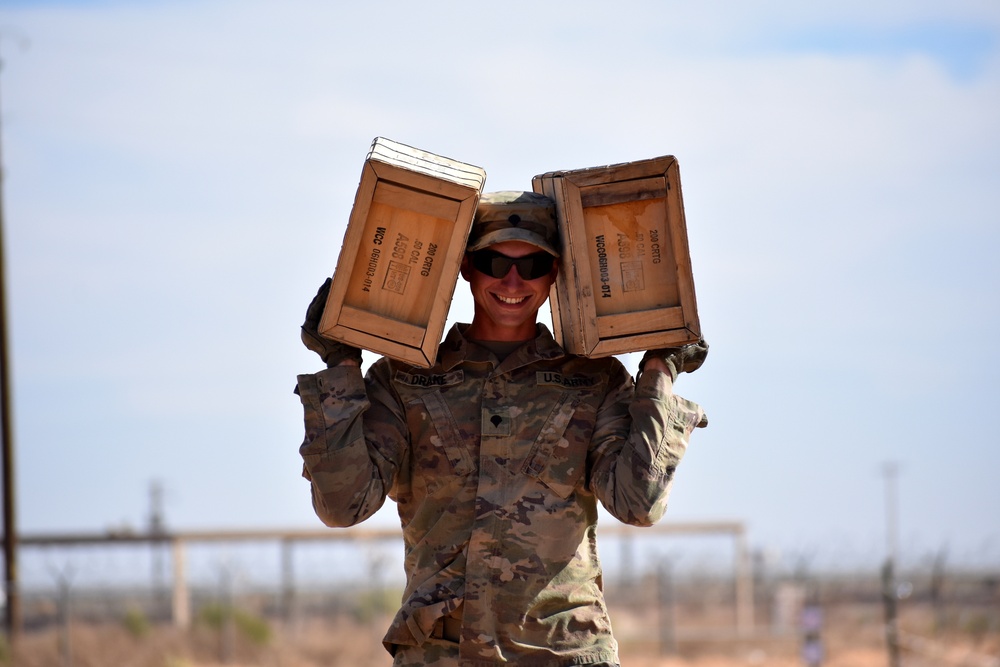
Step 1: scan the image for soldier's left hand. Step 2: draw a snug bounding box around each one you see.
[640,339,709,382]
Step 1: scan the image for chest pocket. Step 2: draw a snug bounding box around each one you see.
[521,393,586,499]
[394,370,475,487]
[417,390,475,477]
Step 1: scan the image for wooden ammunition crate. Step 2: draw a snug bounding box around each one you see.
[532,155,701,357]
[319,137,486,367]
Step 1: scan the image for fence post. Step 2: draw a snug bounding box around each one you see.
[735,529,754,637]
[172,538,190,629]
[56,572,72,667]
[800,594,824,667]
[281,538,296,627]
[657,558,676,655]
[930,550,947,634]
[881,559,901,667]
[219,565,234,665]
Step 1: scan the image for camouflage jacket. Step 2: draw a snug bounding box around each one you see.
[296,324,706,666]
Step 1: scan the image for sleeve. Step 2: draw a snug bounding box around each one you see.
[295,360,408,527]
[587,362,706,527]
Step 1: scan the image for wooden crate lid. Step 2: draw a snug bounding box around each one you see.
[367,137,486,192]
[317,138,486,367]
[533,154,677,184]
[532,154,701,357]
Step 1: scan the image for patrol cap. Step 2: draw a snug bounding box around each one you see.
[467,191,561,257]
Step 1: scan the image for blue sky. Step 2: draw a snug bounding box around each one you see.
[760,23,995,77]
[0,0,998,574]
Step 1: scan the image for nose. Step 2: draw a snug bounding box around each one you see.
[500,265,524,286]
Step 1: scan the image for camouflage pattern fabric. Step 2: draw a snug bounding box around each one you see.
[296,324,706,666]
[466,190,561,257]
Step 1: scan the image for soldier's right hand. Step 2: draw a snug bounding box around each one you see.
[300,278,363,367]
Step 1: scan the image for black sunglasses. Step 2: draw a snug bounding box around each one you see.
[469,249,556,280]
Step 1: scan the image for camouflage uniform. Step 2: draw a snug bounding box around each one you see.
[296,323,706,666]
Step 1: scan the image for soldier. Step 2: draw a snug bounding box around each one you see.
[297,190,708,666]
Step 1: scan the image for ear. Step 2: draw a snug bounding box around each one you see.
[460,254,472,282]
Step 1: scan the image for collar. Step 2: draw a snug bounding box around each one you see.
[438,323,567,372]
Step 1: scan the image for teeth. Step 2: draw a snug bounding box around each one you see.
[496,294,527,305]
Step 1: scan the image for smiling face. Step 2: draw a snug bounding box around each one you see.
[460,240,558,342]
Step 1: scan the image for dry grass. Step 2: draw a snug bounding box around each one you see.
[4,602,997,667]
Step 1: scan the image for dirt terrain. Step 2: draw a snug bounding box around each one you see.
[4,608,997,667]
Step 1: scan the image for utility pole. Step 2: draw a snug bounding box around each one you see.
[0,29,27,644]
[881,461,902,667]
[882,461,900,564]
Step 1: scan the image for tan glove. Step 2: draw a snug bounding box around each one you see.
[640,339,709,382]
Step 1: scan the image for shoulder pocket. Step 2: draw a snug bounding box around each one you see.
[521,393,585,499]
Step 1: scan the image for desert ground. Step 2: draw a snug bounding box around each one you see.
[4,597,996,667]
